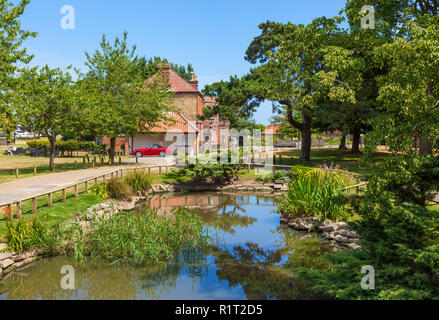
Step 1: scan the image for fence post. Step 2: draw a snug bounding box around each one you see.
[62,189,66,202]
[159,166,162,175]
[16,202,22,219]
[248,163,251,173]
[94,177,98,185]
[15,167,19,178]
[7,204,12,221]
[74,184,79,198]
[136,156,138,164]
[48,192,53,207]
[85,181,89,194]
[119,157,122,165]
[32,197,37,214]
[148,167,151,176]
[111,172,114,180]
[33,166,37,176]
[83,157,86,165]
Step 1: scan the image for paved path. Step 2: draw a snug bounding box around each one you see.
[0,157,176,206]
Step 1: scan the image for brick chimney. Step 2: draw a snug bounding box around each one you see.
[189,72,198,90]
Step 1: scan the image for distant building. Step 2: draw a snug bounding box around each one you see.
[104,63,230,155]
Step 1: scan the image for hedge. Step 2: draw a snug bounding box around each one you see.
[27,139,106,155]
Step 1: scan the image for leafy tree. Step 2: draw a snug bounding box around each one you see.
[0,0,36,141]
[369,14,439,155]
[17,66,75,171]
[246,17,344,161]
[201,74,262,130]
[134,56,195,81]
[81,32,174,163]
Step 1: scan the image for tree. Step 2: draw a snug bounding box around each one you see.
[17,66,75,171]
[246,18,344,162]
[134,56,195,81]
[81,32,174,163]
[201,74,262,130]
[0,0,36,141]
[368,14,439,155]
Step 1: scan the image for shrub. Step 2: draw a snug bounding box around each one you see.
[124,170,151,193]
[299,156,439,300]
[106,179,133,199]
[5,216,49,252]
[89,183,108,199]
[278,169,354,221]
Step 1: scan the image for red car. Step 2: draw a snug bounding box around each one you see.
[132,144,172,157]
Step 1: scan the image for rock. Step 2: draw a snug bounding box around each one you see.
[280,186,288,192]
[264,183,275,188]
[13,256,37,268]
[333,245,348,253]
[347,242,362,250]
[274,185,283,189]
[274,180,284,184]
[12,250,39,262]
[336,229,358,238]
[300,234,314,240]
[333,222,348,230]
[322,232,336,240]
[0,251,14,261]
[335,235,350,243]
[0,259,14,269]
[0,243,8,251]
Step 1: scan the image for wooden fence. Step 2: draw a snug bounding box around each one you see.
[0,164,177,220]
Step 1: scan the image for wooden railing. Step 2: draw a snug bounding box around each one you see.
[0,164,178,220]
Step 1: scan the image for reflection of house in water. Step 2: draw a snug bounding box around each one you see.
[148,194,220,215]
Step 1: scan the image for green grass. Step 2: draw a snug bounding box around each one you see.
[0,153,130,184]
[275,148,391,179]
[0,189,102,239]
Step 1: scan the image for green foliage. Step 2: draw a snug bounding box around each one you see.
[106,179,133,200]
[300,156,439,300]
[71,208,208,265]
[278,169,354,221]
[89,183,108,200]
[0,0,36,141]
[26,139,103,154]
[123,170,152,193]
[5,216,49,252]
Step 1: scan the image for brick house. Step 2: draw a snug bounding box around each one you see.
[106,63,230,156]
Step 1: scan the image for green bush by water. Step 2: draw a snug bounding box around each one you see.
[278,169,354,221]
[106,179,133,199]
[124,170,152,193]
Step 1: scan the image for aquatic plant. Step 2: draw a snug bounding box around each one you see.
[124,170,152,193]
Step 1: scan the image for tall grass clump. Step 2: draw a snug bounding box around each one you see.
[72,208,209,265]
[278,169,354,221]
[106,179,133,199]
[124,170,152,193]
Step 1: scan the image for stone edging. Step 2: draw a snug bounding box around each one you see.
[280,215,361,252]
[151,181,288,194]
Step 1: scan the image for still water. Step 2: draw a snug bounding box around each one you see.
[0,193,331,300]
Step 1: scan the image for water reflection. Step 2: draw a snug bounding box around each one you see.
[0,193,331,300]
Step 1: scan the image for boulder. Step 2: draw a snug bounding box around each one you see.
[0,258,14,269]
[0,251,14,261]
[0,243,8,251]
[335,235,350,243]
[13,256,37,268]
[336,229,358,239]
[322,232,336,240]
[347,242,362,250]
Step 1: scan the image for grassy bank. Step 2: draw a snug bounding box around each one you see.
[275,148,391,178]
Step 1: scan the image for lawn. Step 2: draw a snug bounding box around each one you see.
[0,190,102,240]
[274,147,391,179]
[0,151,130,184]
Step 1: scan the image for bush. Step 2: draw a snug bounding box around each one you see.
[106,179,133,199]
[5,216,49,252]
[27,139,104,155]
[124,170,151,193]
[278,169,354,221]
[299,156,439,300]
[89,183,108,199]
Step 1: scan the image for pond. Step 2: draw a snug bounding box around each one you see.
[0,193,332,300]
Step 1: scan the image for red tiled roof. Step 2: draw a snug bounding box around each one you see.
[147,65,199,93]
[145,112,199,133]
[262,125,281,135]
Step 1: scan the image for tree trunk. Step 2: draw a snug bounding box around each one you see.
[351,131,361,154]
[339,133,347,150]
[419,137,433,155]
[48,135,56,172]
[300,114,312,162]
[109,137,116,165]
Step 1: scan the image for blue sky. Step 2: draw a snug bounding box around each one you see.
[18,0,347,124]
